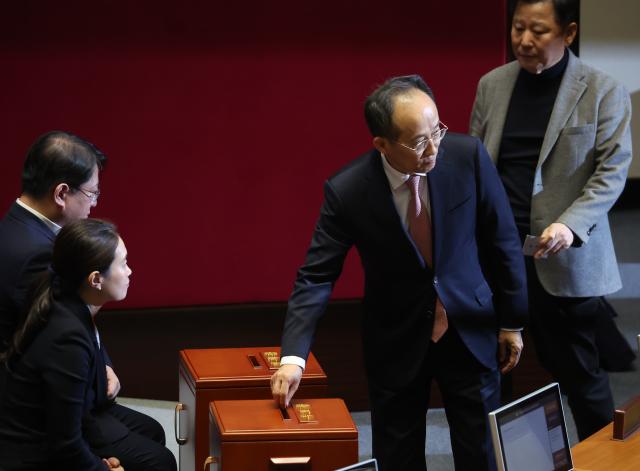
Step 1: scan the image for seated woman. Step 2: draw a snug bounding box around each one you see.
[0,219,176,470]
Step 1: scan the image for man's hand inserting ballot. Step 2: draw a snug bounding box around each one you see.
[271,364,303,409]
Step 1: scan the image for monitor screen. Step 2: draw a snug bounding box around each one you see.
[489,383,573,471]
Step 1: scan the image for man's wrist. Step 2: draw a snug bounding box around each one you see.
[280,355,305,371]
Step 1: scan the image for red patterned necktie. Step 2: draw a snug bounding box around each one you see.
[406,175,448,342]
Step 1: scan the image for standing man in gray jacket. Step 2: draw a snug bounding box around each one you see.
[470,0,632,440]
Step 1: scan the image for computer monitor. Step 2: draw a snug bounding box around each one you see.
[489,383,573,471]
[334,458,379,471]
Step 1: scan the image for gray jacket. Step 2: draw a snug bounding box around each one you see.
[470,50,632,297]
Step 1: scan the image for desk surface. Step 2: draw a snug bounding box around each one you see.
[571,423,640,471]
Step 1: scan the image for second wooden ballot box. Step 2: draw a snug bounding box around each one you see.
[177,347,328,471]
[205,398,358,470]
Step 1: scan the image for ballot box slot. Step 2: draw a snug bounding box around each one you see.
[247,354,263,369]
[280,407,291,421]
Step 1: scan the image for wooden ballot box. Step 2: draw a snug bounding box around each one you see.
[177,347,328,471]
[206,398,358,470]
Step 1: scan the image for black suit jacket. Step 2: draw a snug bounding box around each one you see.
[281,133,528,388]
[0,202,55,349]
[0,295,128,469]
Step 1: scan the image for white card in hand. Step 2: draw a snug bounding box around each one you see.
[522,234,546,258]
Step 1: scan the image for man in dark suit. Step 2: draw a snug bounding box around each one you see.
[271,76,528,470]
[0,131,168,466]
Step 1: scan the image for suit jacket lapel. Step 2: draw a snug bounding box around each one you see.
[538,51,586,167]
[427,147,450,270]
[94,341,108,408]
[67,296,108,410]
[366,152,404,232]
[484,62,520,161]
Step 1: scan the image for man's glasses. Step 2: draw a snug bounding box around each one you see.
[396,121,448,156]
[75,187,101,203]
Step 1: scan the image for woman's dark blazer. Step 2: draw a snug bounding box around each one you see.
[0,294,128,470]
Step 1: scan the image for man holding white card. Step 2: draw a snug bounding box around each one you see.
[469,0,632,441]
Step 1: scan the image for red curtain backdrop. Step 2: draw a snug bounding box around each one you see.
[0,1,507,308]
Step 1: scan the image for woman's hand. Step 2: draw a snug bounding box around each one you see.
[106,365,121,399]
[103,457,124,470]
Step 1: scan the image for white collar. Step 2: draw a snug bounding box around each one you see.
[380,153,426,191]
[16,198,62,234]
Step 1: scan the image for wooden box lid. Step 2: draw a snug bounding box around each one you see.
[209,398,357,442]
[179,347,326,389]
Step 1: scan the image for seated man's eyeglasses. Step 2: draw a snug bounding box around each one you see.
[74,187,101,203]
[395,121,448,156]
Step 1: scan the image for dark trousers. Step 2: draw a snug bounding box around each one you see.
[526,259,614,441]
[369,327,500,471]
[0,405,175,471]
[595,298,635,371]
[92,403,177,471]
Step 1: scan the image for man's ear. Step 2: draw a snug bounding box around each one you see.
[564,22,578,47]
[373,136,389,154]
[87,271,103,291]
[53,183,71,209]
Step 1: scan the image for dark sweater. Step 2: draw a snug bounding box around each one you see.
[497,49,569,240]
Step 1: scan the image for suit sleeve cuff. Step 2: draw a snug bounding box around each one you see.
[280,355,306,371]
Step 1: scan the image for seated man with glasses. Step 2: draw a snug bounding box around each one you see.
[0,131,105,349]
[271,75,527,470]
